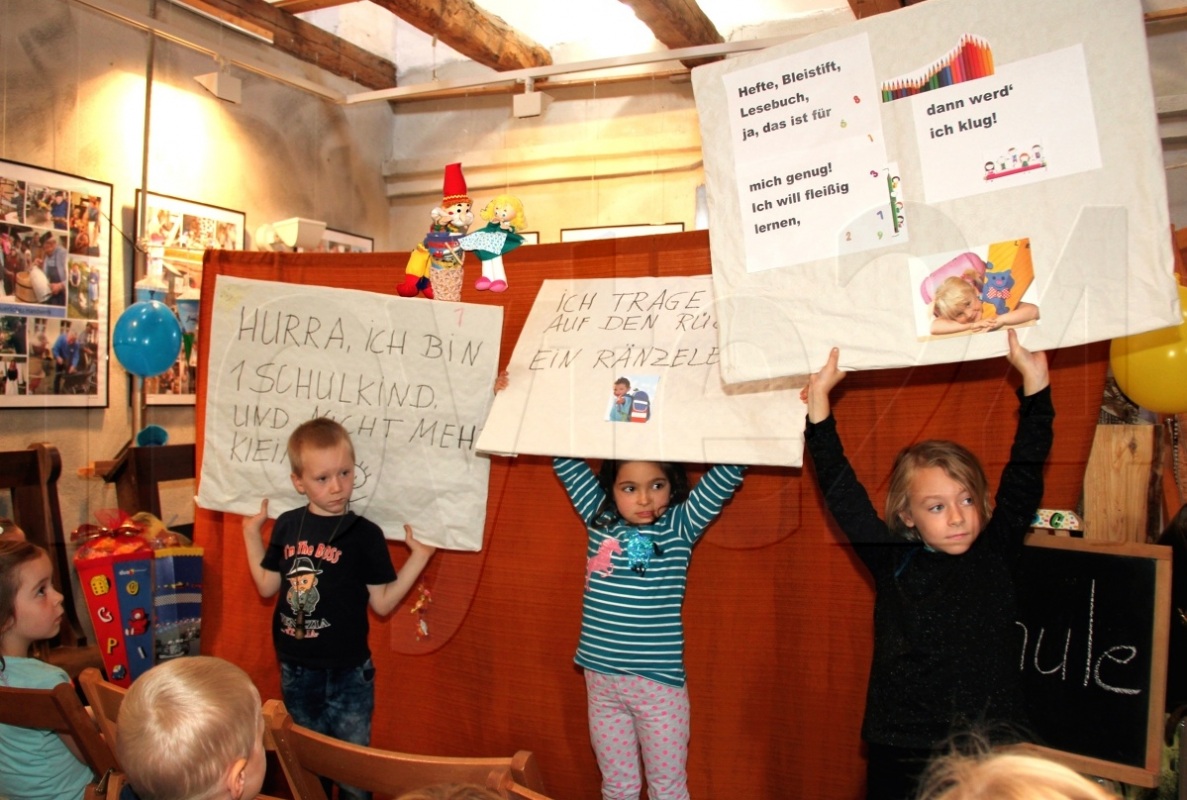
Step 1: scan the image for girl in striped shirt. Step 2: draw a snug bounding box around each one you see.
[553,457,745,800]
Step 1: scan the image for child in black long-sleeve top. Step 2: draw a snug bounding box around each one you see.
[801,329,1053,800]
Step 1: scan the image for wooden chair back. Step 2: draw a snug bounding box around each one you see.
[106,443,196,535]
[0,679,118,778]
[0,442,86,645]
[263,699,546,800]
[489,774,560,800]
[83,768,124,800]
[78,666,126,747]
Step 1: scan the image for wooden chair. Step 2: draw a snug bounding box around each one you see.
[0,443,83,642]
[78,666,126,747]
[83,768,123,800]
[489,773,560,800]
[0,442,102,677]
[103,443,197,536]
[263,699,546,800]
[0,679,118,779]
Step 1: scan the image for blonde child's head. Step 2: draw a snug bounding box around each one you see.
[286,418,357,515]
[916,750,1117,800]
[932,277,983,324]
[286,417,355,477]
[117,656,265,800]
[885,440,991,542]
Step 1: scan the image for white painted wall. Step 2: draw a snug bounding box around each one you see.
[1147,17,1187,226]
[0,0,393,559]
[386,79,708,247]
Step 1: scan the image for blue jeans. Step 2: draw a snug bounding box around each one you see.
[280,658,376,800]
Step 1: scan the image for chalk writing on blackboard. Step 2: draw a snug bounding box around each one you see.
[1014,535,1170,788]
[1017,578,1141,695]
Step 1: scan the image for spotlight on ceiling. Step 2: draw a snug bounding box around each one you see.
[513,77,551,119]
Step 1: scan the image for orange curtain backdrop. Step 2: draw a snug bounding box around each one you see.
[195,232,1108,800]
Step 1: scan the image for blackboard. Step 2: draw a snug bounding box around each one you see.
[1015,535,1171,787]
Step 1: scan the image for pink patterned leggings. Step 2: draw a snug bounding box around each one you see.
[585,671,691,800]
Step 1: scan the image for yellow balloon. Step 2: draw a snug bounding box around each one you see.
[1109,284,1187,414]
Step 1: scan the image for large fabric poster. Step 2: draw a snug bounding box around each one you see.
[197,276,503,551]
[693,0,1177,382]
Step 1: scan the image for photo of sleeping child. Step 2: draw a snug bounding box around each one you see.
[605,375,658,423]
[911,238,1039,339]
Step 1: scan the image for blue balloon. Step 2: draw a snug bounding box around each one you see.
[113,300,183,378]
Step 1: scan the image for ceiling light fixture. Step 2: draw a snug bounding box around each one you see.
[512,76,551,119]
[255,218,327,251]
[195,58,242,103]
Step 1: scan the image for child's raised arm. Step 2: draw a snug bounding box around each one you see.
[242,499,281,598]
[1005,328,1049,396]
[368,524,437,616]
[800,347,847,423]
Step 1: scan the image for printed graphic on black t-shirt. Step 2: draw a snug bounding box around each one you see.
[280,539,343,640]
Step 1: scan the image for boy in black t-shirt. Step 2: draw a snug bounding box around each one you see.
[243,418,436,800]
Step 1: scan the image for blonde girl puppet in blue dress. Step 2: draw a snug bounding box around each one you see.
[458,194,526,293]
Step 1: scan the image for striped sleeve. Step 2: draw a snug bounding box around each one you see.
[553,456,604,525]
[675,464,746,541]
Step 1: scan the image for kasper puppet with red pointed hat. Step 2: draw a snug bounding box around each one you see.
[398,163,473,300]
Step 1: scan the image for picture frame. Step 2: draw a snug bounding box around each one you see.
[518,231,540,245]
[135,191,245,406]
[0,159,112,408]
[559,222,684,243]
[318,228,373,253]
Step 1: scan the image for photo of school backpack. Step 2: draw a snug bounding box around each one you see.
[630,390,650,422]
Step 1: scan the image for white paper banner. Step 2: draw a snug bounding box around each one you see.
[693,0,1178,382]
[477,276,805,467]
[197,276,502,551]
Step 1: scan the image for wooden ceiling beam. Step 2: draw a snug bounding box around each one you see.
[847,0,903,19]
[367,0,552,71]
[616,0,721,47]
[616,0,722,68]
[174,0,397,89]
[269,0,354,13]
